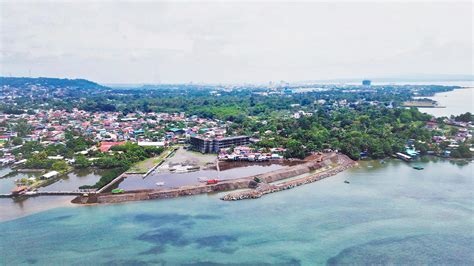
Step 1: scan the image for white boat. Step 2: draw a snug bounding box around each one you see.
[197,177,208,183]
[155,182,165,186]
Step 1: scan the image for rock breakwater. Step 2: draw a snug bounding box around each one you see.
[221,154,355,201]
[72,153,354,204]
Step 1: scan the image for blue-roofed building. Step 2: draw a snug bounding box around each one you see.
[134,129,145,135]
[406,147,419,157]
[168,128,185,135]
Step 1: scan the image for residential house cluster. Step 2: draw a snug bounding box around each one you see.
[218,146,285,161]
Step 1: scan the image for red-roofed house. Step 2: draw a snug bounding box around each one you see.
[99,141,126,152]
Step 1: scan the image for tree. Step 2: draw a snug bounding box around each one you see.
[455,144,472,158]
[284,139,306,159]
[25,152,55,169]
[74,155,92,168]
[455,112,473,123]
[13,119,32,137]
[11,137,23,146]
[52,160,69,172]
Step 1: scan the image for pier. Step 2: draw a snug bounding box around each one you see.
[72,153,356,205]
[96,173,127,193]
[0,191,86,198]
[221,155,355,201]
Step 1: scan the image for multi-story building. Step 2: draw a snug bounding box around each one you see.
[190,135,250,153]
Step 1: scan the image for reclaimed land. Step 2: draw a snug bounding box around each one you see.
[221,154,355,201]
[402,101,445,108]
[126,146,177,174]
[71,152,355,205]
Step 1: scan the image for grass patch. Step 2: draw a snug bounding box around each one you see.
[79,167,128,190]
[127,147,176,173]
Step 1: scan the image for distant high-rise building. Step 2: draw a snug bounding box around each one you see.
[362,80,371,86]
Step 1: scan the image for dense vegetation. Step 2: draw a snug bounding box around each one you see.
[0,77,458,117]
[1,77,471,161]
[78,143,164,189]
[0,77,108,90]
[79,167,128,190]
[246,107,433,159]
[13,131,93,162]
[94,142,164,169]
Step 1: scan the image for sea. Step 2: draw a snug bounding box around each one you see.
[0,158,472,265]
[417,87,474,117]
[399,80,473,117]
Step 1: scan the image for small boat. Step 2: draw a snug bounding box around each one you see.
[197,177,208,183]
[344,180,350,184]
[206,179,219,185]
[413,166,424,170]
[155,182,165,186]
[380,160,385,164]
[111,188,125,194]
[11,185,28,195]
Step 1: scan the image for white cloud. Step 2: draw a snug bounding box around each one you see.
[0,1,472,83]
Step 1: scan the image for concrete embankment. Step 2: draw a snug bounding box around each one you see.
[72,153,354,205]
[73,179,252,204]
[221,155,355,201]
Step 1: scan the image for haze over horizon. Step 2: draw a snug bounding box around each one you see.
[1,1,472,84]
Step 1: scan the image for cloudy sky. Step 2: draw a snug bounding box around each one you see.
[0,1,472,84]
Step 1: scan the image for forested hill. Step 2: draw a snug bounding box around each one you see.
[0,77,108,90]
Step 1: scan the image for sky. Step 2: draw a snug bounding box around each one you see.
[0,1,472,84]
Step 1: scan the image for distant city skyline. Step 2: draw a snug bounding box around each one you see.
[1,1,472,84]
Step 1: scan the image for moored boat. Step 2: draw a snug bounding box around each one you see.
[11,185,28,195]
[111,188,125,194]
[206,179,219,185]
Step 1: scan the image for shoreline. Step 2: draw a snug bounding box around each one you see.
[221,155,355,200]
[72,153,355,205]
[0,156,469,222]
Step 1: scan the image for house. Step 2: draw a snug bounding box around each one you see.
[137,141,166,147]
[99,141,126,152]
[47,155,64,160]
[41,171,59,180]
[168,128,185,135]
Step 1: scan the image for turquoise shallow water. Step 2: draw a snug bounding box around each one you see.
[0,158,473,265]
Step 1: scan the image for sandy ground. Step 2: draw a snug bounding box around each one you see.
[162,147,216,168]
[128,147,176,173]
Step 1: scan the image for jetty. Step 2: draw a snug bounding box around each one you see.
[221,154,355,200]
[96,173,127,193]
[1,191,86,198]
[72,152,356,205]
